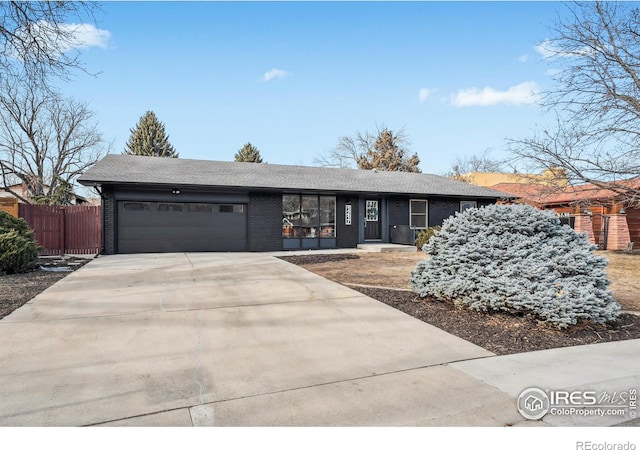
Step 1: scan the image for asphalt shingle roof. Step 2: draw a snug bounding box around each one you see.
[79,154,513,198]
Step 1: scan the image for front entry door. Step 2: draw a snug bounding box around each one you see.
[364,199,381,240]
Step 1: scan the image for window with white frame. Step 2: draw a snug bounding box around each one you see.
[410,199,428,229]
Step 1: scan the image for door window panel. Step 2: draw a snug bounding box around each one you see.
[366,200,379,221]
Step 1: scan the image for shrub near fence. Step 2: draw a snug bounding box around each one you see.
[19,204,101,255]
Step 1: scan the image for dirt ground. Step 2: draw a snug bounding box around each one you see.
[280,251,640,355]
[283,250,640,311]
[0,256,91,320]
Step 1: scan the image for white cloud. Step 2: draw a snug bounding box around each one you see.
[61,23,111,50]
[546,68,562,76]
[24,21,111,54]
[418,87,434,103]
[534,40,558,59]
[451,81,541,107]
[263,68,288,82]
[518,54,529,63]
[534,39,589,59]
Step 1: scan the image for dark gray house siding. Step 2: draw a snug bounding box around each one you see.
[388,196,410,227]
[102,186,116,255]
[336,195,359,248]
[248,192,282,252]
[428,198,461,228]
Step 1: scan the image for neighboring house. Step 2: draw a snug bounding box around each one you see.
[0,196,18,217]
[0,183,41,202]
[458,168,568,188]
[0,182,95,205]
[78,154,511,254]
[490,179,640,250]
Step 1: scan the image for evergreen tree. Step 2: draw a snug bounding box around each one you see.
[124,111,178,158]
[234,142,263,163]
[356,128,420,172]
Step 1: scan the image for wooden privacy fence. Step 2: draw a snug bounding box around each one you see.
[19,204,102,255]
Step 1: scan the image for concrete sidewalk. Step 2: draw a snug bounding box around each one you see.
[0,252,637,426]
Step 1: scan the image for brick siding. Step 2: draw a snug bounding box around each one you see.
[102,187,116,254]
[248,192,282,251]
[428,198,460,227]
[388,197,409,227]
[606,214,631,251]
[573,214,596,244]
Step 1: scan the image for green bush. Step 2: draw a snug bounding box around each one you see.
[0,211,39,274]
[415,226,441,250]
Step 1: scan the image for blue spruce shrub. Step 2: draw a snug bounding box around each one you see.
[409,204,620,328]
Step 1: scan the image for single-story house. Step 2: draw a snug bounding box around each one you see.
[78,154,512,254]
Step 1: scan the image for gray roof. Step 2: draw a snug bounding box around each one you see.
[79,154,513,198]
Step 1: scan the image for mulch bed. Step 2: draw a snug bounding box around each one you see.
[280,254,361,265]
[353,287,640,356]
[0,256,91,320]
[280,254,640,356]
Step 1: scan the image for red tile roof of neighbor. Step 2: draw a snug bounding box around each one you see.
[490,177,640,205]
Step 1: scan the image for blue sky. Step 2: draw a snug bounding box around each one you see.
[59,1,568,175]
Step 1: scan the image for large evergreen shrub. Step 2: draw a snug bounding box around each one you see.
[409,204,620,328]
[0,211,39,274]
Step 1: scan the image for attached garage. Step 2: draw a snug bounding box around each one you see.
[117,201,247,253]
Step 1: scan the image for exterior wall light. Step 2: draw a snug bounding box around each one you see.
[172,188,181,195]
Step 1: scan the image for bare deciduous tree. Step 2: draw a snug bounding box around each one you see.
[509,1,640,206]
[0,1,100,88]
[315,126,420,172]
[313,134,362,169]
[445,150,506,182]
[0,80,106,204]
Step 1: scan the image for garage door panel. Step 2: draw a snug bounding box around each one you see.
[117,201,248,253]
[119,226,221,241]
[118,237,247,253]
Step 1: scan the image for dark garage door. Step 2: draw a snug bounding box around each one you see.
[117,201,248,253]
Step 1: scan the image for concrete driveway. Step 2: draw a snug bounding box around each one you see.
[0,252,525,426]
[3,253,637,427]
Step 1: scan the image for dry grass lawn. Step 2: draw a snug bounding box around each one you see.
[605,252,640,311]
[296,250,640,312]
